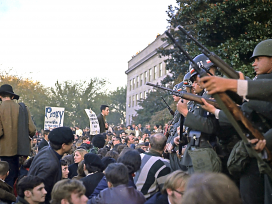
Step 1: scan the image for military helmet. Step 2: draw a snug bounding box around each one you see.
[183,72,193,87]
[251,39,272,58]
[189,54,215,77]
[173,82,184,93]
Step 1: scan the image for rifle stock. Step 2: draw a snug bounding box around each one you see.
[146,82,220,109]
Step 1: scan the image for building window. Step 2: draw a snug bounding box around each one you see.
[144,91,146,99]
[129,96,131,108]
[132,95,135,107]
[133,78,135,90]
[130,80,132,91]
[137,76,139,88]
[149,68,152,82]
[145,71,148,84]
[136,94,138,106]
[128,115,130,125]
[140,74,143,86]
[159,63,163,77]
[154,66,157,80]
[140,92,143,99]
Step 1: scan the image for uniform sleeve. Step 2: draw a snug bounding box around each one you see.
[246,80,272,102]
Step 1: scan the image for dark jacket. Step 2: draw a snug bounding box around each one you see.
[81,172,104,197]
[0,180,16,203]
[97,113,107,133]
[144,192,169,204]
[90,174,136,199]
[28,146,62,204]
[38,138,49,151]
[89,184,146,204]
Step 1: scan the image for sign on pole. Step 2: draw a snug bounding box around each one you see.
[44,106,65,130]
[85,109,100,135]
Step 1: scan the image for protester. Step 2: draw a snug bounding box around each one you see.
[50,179,88,204]
[28,127,74,204]
[97,105,109,133]
[0,161,16,203]
[134,133,171,199]
[0,84,36,187]
[38,130,50,151]
[80,153,105,197]
[89,163,146,204]
[68,148,87,179]
[61,160,69,179]
[16,176,47,204]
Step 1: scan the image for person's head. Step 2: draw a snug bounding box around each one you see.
[117,149,141,174]
[144,137,150,143]
[154,125,159,130]
[162,170,190,204]
[84,153,104,173]
[112,136,121,146]
[74,148,88,164]
[101,157,116,169]
[0,161,9,180]
[138,124,142,129]
[60,160,69,179]
[43,130,50,141]
[48,127,74,155]
[105,150,119,161]
[149,133,167,153]
[127,125,131,129]
[81,136,89,143]
[105,163,129,188]
[51,179,88,204]
[92,134,105,148]
[134,138,139,144]
[172,82,183,102]
[32,137,38,145]
[251,39,272,75]
[100,105,109,116]
[125,135,135,145]
[182,172,241,204]
[17,176,47,204]
[0,84,20,100]
[76,160,86,178]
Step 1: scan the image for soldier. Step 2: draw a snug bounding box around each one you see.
[165,82,187,171]
[200,39,272,204]
[176,54,221,174]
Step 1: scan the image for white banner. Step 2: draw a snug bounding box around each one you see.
[44,106,65,130]
[85,109,100,135]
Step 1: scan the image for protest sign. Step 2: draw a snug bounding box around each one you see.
[44,106,65,130]
[85,109,100,135]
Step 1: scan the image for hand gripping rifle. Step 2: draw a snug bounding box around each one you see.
[147,82,220,109]
[165,29,272,179]
[160,96,175,116]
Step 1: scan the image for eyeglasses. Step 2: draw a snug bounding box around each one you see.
[174,190,185,196]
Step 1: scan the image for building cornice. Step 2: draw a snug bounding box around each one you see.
[125,41,169,75]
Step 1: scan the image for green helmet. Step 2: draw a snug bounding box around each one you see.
[251,39,272,58]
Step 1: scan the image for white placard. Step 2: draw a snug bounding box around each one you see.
[85,109,100,135]
[44,106,65,130]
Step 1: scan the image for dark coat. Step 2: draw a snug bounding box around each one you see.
[97,113,107,133]
[0,180,16,203]
[144,192,169,204]
[38,138,49,151]
[89,184,146,204]
[28,146,62,204]
[81,172,104,197]
[0,101,36,156]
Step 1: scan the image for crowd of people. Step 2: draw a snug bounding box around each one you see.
[0,39,272,204]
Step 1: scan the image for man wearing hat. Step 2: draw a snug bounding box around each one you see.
[28,126,74,204]
[0,84,36,187]
[81,153,105,197]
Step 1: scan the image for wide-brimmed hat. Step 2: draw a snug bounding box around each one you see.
[0,84,20,100]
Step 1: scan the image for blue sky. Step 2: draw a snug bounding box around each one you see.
[0,0,178,91]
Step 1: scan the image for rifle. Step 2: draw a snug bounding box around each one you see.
[161,96,175,116]
[177,25,240,79]
[165,29,272,179]
[147,82,220,109]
